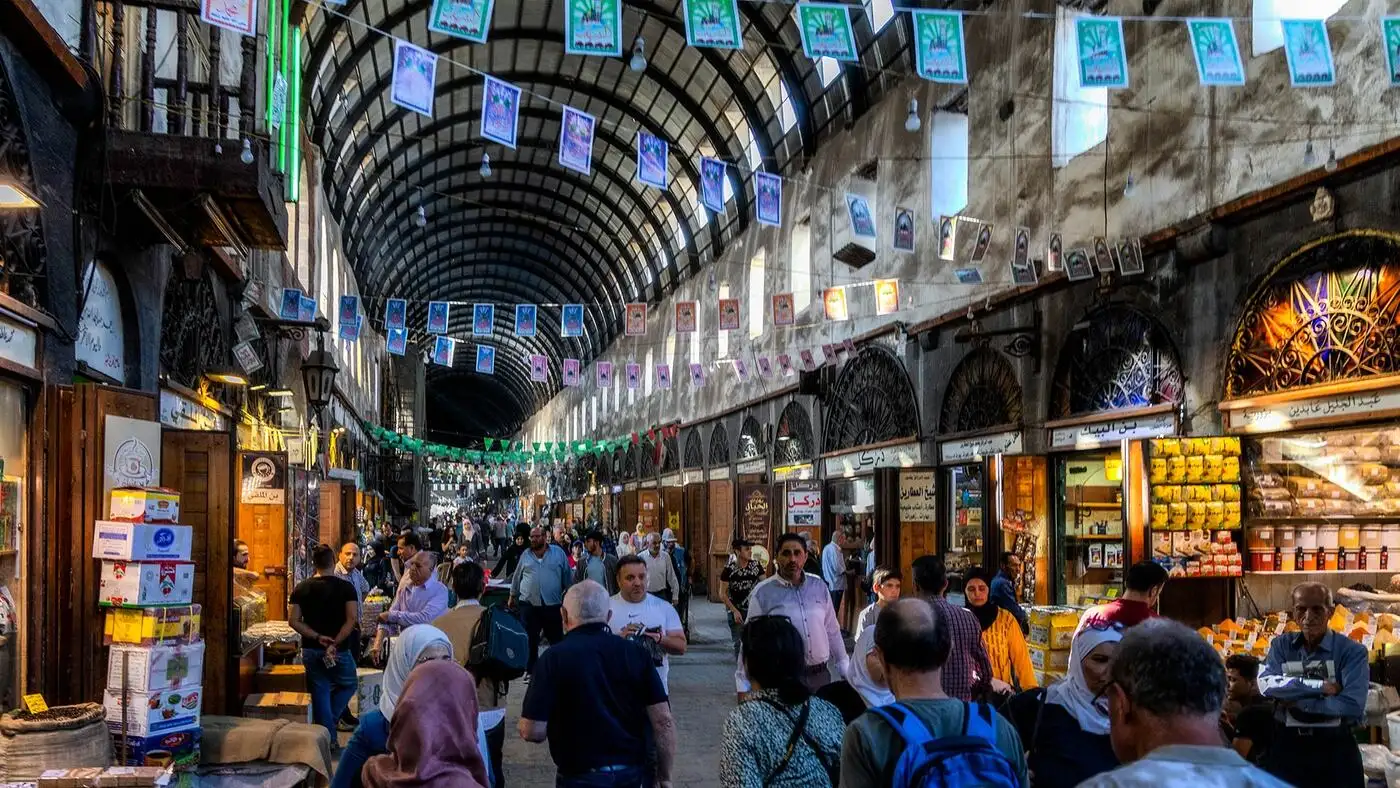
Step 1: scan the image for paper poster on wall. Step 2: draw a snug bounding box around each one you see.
[756,172,782,227]
[559,106,597,175]
[339,314,362,342]
[786,480,822,527]
[432,335,455,367]
[776,353,794,377]
[1186,18,1245,86]
[797,2,857,61]
[733,358,749,381]
[475,345,496,375]
[240,452,287,505]
[279,288,302,320]
[675,301,697,333]
[428,0,494,42]
[384,298,407,330]
[232,341,263,374]
[529,354,548,382]
[479,75,521,148]
[700,157,727,213]
[596,361,614,388]
[626,362,641,389]
[911,9,968,83]
[298,295,316,322]
[892,208,915,252]
[1010,226,1037,286]
[636,132,669,189]
[391,39,438,117]
[898,470,938,522]
[874,279,900,316]
[1281,19,1336,87]
[515,304,537,337]
[104,416,161,509]
[970,222,993,263]
[937,216,958,261]
[200,0,258,37]
[1065,248,1095,281]
[1047,233,1064,272]
[563,358,581,387]
[757,356,773,378]
[561,304,584,337]
[1384,18,1400,86]
[823,286,849,321]
[845,194,876,239]
[689,362,705,388]
[799,349,816,371]
[683,0,742,48]
[718,298,740,331]
[1092,237,1115,273]
[772,293,795,327]
[387,328,408,356]
[77,260,128,383]
[1075,15,1129,89]
[655,363,672,389]
[625,303,647,336]
[473,303,494,335]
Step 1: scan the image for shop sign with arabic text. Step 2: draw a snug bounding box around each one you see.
[823,442,922,478]
[1049,413,1176,450]
[898,470,937,521]
[1225,387,1400,433]
[939,431,1023,464]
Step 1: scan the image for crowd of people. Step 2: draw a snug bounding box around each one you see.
[283,513,1364,788]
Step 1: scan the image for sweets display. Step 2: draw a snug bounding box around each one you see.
[1148,438,1244,577]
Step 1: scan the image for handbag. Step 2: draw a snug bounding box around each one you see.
[626,631,666,667]
[762,699,812,787]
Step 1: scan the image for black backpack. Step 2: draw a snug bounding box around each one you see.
[467,604,529,681]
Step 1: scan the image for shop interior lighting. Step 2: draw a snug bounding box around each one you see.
[629,37,647,72]
[266,387,295,398]
[479,154,492,178]
[904,99,921,133]
[249,383,268,392]
[205,369,250,386]
[240,138,255,165]
[0,178,41,209]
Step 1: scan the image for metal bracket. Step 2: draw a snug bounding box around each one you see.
[954,308,1042,373]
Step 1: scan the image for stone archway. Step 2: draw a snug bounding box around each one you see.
[823,345,920,452]
[1050,304,1183,419]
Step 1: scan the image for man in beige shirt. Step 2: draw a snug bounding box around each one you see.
[432,561,508,787]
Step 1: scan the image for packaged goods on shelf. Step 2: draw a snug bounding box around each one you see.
[1028,643,1071,673]
[103,605,202,646]
[107,642,205,693]
[102,687,202,736]
[1027,606,1080,651]
[99,561,195,607]
[39,766,170,786]
[110,725,201,768]
[360,594,389,634]
[107,488,180,524]
[92,521,192,561]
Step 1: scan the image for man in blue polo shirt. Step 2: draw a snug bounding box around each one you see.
[518,580,677,788]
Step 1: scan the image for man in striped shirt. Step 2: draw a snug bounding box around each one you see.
[910,554,992,700]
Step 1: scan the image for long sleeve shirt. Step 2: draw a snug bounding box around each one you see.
[510,544,572,606]
[1258,630,1368,725]
[334,563,371,619]
[931,597,994,701]
[376,577,449,634]
[735,573,849,692]
[990,570,1030,634]
[642,549,680,595]
[821,542,846,592]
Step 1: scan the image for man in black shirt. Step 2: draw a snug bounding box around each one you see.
[289,544,359,740]
[718,538,763,660]
[1225,653,1274,764]
[518,580,676,788]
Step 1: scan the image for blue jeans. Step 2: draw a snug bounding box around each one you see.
[303,648,358,739]
[555,765,649,788]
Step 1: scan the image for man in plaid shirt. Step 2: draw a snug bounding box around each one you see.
[910,555,992,700]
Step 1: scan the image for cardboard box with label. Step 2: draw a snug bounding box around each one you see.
[254,663,306,694]
[356,667,383,715]
[99,561,195,607]
[241,692,311,723]
[111,725,202,768]
[92,521,192,561]
[108,487,181,524]
[107,642,205,692]
[103,686,202,736]
[104,604,202,645]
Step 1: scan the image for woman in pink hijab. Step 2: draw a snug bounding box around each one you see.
[362,660,489,788]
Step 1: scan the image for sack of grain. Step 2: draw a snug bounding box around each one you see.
[0,703,112,780]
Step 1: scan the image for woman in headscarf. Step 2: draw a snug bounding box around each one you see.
[332,625,456,788]
[963,567,1037,696]
[362,660,489,788]
[1000,619,1122,788]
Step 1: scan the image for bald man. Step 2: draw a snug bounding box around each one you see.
[370,550,449,662]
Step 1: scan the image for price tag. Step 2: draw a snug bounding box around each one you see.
[22,694,47,714]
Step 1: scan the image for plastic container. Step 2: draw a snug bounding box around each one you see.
[1299,550,1318,571]
[1384,525,1400,550]
[1278,550,1297,572]
[1296,525,1319,550]
[1319,525,1341,550]
[1344,549,1361,571]
[1248,527,1275,550]
[1324,550,1340,571]
[1340,525,1362,550]
[1363,525,1384,551]
[1251,549,1276,572]
[1276,526,1297,549]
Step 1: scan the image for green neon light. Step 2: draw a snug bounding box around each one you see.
[277,0,290,174]
[286,28,302,203]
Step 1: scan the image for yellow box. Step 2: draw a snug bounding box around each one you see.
[1029,643,1071,673]
[1027,607,1080,650]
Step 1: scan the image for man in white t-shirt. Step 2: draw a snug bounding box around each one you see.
[609,555,686,693]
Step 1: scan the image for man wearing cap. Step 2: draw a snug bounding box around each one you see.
[573,530,619,595]
[662,528,691,634]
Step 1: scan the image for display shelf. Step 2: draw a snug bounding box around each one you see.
[1246,569,1389,575]
[1067,534,1124,540]
[1065,502,1123,510]
[1244,515,1400,525]
[0,550,17,558]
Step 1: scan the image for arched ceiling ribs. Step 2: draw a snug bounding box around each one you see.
[737,4,815,165]
[425,300,593,364]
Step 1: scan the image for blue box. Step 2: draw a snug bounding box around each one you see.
[112,725,201,768]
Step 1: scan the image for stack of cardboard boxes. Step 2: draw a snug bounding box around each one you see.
[1027,606,1082,685]
[94,488,203,768]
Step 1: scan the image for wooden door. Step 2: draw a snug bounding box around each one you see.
[706,481,733,599]
[163,430,232,715]
[683,484,707,596]
[340,483,357,546]
[319,481,342,547]
[623,489,639,532]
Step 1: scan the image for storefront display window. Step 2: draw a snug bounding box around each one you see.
[1056,450,1123,605]
[0,382,26,708]
[947,465,984,575]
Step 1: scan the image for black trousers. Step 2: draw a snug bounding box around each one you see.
[519,601,564,674]
[485,717,506,788]
[1260,724,1363,788]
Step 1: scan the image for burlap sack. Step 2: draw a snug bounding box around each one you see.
[0,702,112,780]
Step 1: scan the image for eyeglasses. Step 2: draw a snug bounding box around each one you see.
[1080,619,1127,633]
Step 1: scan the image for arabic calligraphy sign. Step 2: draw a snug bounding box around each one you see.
[785,480,822,527]
[661,474,683,487]
[1049,412,1177,450]
[939,431,1023,464]
[708,467,730,481]
[683,470,704,485]
[1224,386,1400,433]
[898,470,938,522]
[737,458,766,475]
[823,442,923,478]
[739,484,772,549]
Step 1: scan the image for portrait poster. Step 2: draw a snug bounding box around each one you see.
[845,193,876,239]
[625,302,647,336]
[636,132,669,189]
[428,0,494,43]
[343,315,363,342]
[427,301,450,333]
[796,2,857,61]
[559,105,597,175]
[432,335,456,367]
[563,358,582,387]
[970,221,993,263]
[561,303,585,337]
[476,345,496,375]
[1010,226,1036,286]
[893,207,915,252]
[625,362,641,389]
[279,288,302,320]
[777,353,794,377]
[823,286,849,322]
[656,363,672,389]
[480,75,521,148]
[689,362,705,388]
[1282,19,1336,87]
[700,157,727,213]
[200,0,257,37]
[683,0,742,49]
[391,39,438,117]
[298,295,316,322]
[1075,15,1129,89]
[1092,237,1115,273]
[718,298,740,331]
[772,293,795,327]
[757,356,773,378]
[799,349,816,371]
[473,303,494,335]
[1117,238,1145,275]
[1047,233,1064,272]
[911,10,968,84]
[565,0,622,57]
[515,304,537,337]
[1186,18,1245,87]
[1065,248,1096,281]
[756,172,782,227]
[733,358,749,381]
[675,301,697,333]
[384,298,408,330]
[529,354,549,382]
[841,338,856,354]
[387,327,408,356]
[937,215,958,261]
[874,279,900,316]
[596,361,614,388]
[821,343,836,366]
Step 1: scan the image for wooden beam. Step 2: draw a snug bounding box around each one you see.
[0,0,89,93]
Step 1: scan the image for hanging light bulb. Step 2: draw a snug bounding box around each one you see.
[1303,141,1318,168]
[629,37,647,72]
[414,204,428,228]
[239,138,254,165]
[479,153,492,178]
[1325,147,1339,173]
[214,140,224,155]
[904,99,921,133]
[1122,172,1136,198]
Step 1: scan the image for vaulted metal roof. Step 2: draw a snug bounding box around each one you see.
[305,0,913,437]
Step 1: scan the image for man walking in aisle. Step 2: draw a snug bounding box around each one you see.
[719,538,763,659]
[508,525,572,679]
[434,561,509,788]
[1081,561,1167,629]
[519,581,676,788]
[288,544,359,739]
[333,541,371,730]
[371,550,449,663]
[910,555,992,700]
[574,529,619,594]
[640,533,681,603]
[737,532,848,697]
[1078,619,1289,787]
[821,531,846,622]
[661,529,691,635]
[609,555,686,693]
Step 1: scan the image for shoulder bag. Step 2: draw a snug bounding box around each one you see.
[758,697,839,787]
[761,698,812,787]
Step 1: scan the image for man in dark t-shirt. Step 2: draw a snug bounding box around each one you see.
[1225,653,1275,764]
[719,538,764,659]
[289,544,359,739]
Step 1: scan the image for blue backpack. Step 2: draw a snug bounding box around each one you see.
[867,701,1021,788]
[467,604,529,682]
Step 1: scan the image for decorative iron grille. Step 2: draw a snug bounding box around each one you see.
[737,415,765,461]
[623,444,637,480]
[1226,231,1400,398]
[823,346,921,452]
[660,435,679,473]
[708,422,730,467]
[0,59,46,309]
[638,439,658,478]
[595,453,612,486]
[683,428,704,468]
[1050,304,1183,419]
[774,401,814,467]
[159,265,229,390]
[939,348,1023,433]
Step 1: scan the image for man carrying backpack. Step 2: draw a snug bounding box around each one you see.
[840,598,1027,788]
[434,561,521,788]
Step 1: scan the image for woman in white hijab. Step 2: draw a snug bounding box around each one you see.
[1001,619,1124,788]
[333,625,458,788]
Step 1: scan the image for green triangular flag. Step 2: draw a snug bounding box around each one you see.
[484,437,496,451]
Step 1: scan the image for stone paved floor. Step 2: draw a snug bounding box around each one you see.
[499,598,736,788]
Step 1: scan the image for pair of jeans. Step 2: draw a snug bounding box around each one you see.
[555,765,648,788]
[303,647,359,740]
[518,602,563,674]
[726,609,743,660]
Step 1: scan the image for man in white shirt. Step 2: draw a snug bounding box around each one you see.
[640,533,681,603]
[821,532,847,621]
[609,555,686,693]
[849,567,902,708]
